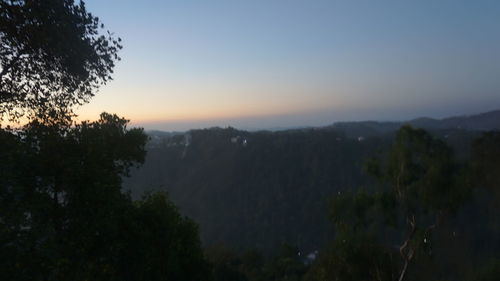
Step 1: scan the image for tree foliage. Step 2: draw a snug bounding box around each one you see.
[305,231,395,281]
[0,0,122,121]
[126,127,388,254]
[207,243,307,281]
[0,2,215,279]
[125,125,500,281]
[471,131,500,196]
[0,115,211,281]
[116,192,212,281]
[308,126,469,281]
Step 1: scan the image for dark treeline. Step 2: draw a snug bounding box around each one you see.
[123,120,500,281]
[124,120,483,253]
[3,117,499,280]
[126,127,388,254]
[0,115,210,280]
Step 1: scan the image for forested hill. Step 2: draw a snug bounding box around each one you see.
[327,109,500,138]
[124,110,498,254]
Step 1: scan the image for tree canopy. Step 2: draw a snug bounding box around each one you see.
[0,114,212,281]
[0,2,213,280]
[305,126,469,281]
[0,0,122,121]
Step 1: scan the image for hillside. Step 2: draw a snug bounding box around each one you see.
[327,109,500,138]
[124,110,498,254]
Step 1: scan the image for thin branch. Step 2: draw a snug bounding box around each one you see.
[399,215,416,259]
[398,214,416,281]
[396,162,405,198]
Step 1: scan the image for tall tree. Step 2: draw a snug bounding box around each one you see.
[1,2,213,280]
[0,113,146,280]
[369,126,462,281]
[1,114,212,281]
[311,126,468,281]
[0,0,121,121]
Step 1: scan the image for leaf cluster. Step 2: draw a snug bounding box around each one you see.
[0,0,122,121]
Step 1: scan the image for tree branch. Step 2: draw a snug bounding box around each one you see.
[398,214,416,281]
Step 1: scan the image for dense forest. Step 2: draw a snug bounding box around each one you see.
[124,112,493,254]
[2,1,500,280]
[123,112,500,280]
[126,126,384,254]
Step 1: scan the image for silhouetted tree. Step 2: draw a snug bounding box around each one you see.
[367,125,468,281]
[116,192,212,281]
[0,0,122,121]
[0,114,212,280]
[0,114,146,280]
[310,126,468,281]
[0,2,213,280]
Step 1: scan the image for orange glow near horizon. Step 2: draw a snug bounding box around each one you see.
[76,100,343,126]
[73,78,349,126]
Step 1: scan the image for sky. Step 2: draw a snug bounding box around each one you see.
[79,0,500,131]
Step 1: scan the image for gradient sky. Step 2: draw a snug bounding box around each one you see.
[78,0,500,131]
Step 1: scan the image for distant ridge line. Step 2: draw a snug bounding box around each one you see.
[146,109,500,135]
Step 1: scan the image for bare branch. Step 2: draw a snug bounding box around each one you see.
[398,215,416,281]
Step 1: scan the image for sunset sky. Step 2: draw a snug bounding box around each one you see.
[79,0,500,131]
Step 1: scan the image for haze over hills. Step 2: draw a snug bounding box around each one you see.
[145,109,500,137]
[125,109,499,255]
[326,109,500,138]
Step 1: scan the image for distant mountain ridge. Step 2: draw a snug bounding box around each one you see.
[146,109,500,137]
[435,109,500,130]
[327,109,500,138]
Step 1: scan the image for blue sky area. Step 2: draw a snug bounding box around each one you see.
[80,0,500,130]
